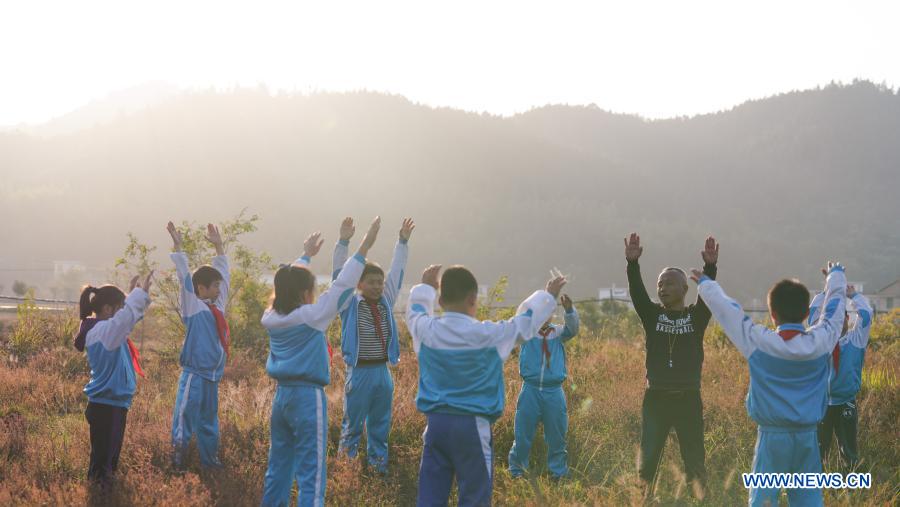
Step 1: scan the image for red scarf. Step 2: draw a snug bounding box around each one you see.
[777,329,802,341]
[206,303,230,360]
[367,299,388,355]
[126,338,146,378]
[539,323,555,366]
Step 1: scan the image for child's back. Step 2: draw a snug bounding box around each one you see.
[694,263,847,506]
[260,220,379,507]
[409,286,557,421]
[406,264,566,506]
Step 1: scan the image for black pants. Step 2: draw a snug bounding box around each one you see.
[85,402,129,484]
[818,401,858,468]
[639,389,706,487]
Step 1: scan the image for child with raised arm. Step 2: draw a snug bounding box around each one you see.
[260,217,380,507]
[809,281,873,469]
[167,222,231,470]
[407,264,566,506]
[691,262,847,506]
[508,293,580,481]
[333,217,415,474]
[75,272,153,488]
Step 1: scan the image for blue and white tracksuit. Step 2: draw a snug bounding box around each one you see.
[809,290,873,466]
[406,283,557,506]
[84,289,151,408]
[170,253,230,466]
[332,239,407,473]
[260,253,365,507]
[808,291,873,406]
[83,289,150,482]
[508,309,580,479]
[698,267,846,507]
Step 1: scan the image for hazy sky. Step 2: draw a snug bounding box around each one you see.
[2,0,898,125]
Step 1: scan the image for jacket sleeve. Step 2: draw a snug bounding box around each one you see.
[88,289,151,351]
[407,283,438,354]
[170,252,204,318]
[298,253,366,331]
[481,289,558,361]
[383,240,409,309]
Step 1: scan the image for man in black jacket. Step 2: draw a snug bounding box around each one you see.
[624,233,719,497]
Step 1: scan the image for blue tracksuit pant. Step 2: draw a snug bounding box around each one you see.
[171,370,220,466]
[339,363,393,472]
[750,427,824,507]
[508,383,568,478]
[261,385,328,507]
[418,413,493,507]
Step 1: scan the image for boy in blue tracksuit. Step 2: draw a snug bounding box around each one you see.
[406,263,567,506]
[75,272,153,486]
[809,283,873,468]
[692,262,847,506]
[508,294,580,481]
[167,222,231,469]
[260,218,380,507]
[333,217,415,474]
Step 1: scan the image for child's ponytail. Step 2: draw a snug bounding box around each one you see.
[74,285,126,351]
[78,285,126,320]
[79,286,99,320]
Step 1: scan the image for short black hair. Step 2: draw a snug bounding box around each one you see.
[192,265,224,290]
[440,265,478,305]
[272,265,317,314]
[361,262,384,281]
[768,279,810,324]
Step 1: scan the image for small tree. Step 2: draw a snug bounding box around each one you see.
[477,275,516,321]
[115,209,274,361]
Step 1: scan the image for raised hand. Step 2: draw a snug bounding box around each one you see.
[624,233,643,262]
[422,264,442,289]
[701,236,719,265]
[206,223,224,255]
[689,268,704,284]
[358,216,382,256]
[399,217,416,242]
[822,261,845,276]
[546,274,568,298]
[141,270,155,292]
[303,232,325,258]
[128,275,140,292]
[560,294,573,312]
[340,217,356,242]
[167,221,183,252]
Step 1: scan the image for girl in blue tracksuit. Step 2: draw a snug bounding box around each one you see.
[74,272,153,486]
[693,263,846,506]
[508,294,580,480]
[260,218,380,507]
[808,285,873,468]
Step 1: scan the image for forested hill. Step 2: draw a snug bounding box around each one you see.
[1,81,898,301]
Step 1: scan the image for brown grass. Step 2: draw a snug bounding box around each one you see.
[0,312,897,506]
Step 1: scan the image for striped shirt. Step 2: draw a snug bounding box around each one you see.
[357,299,390,362]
